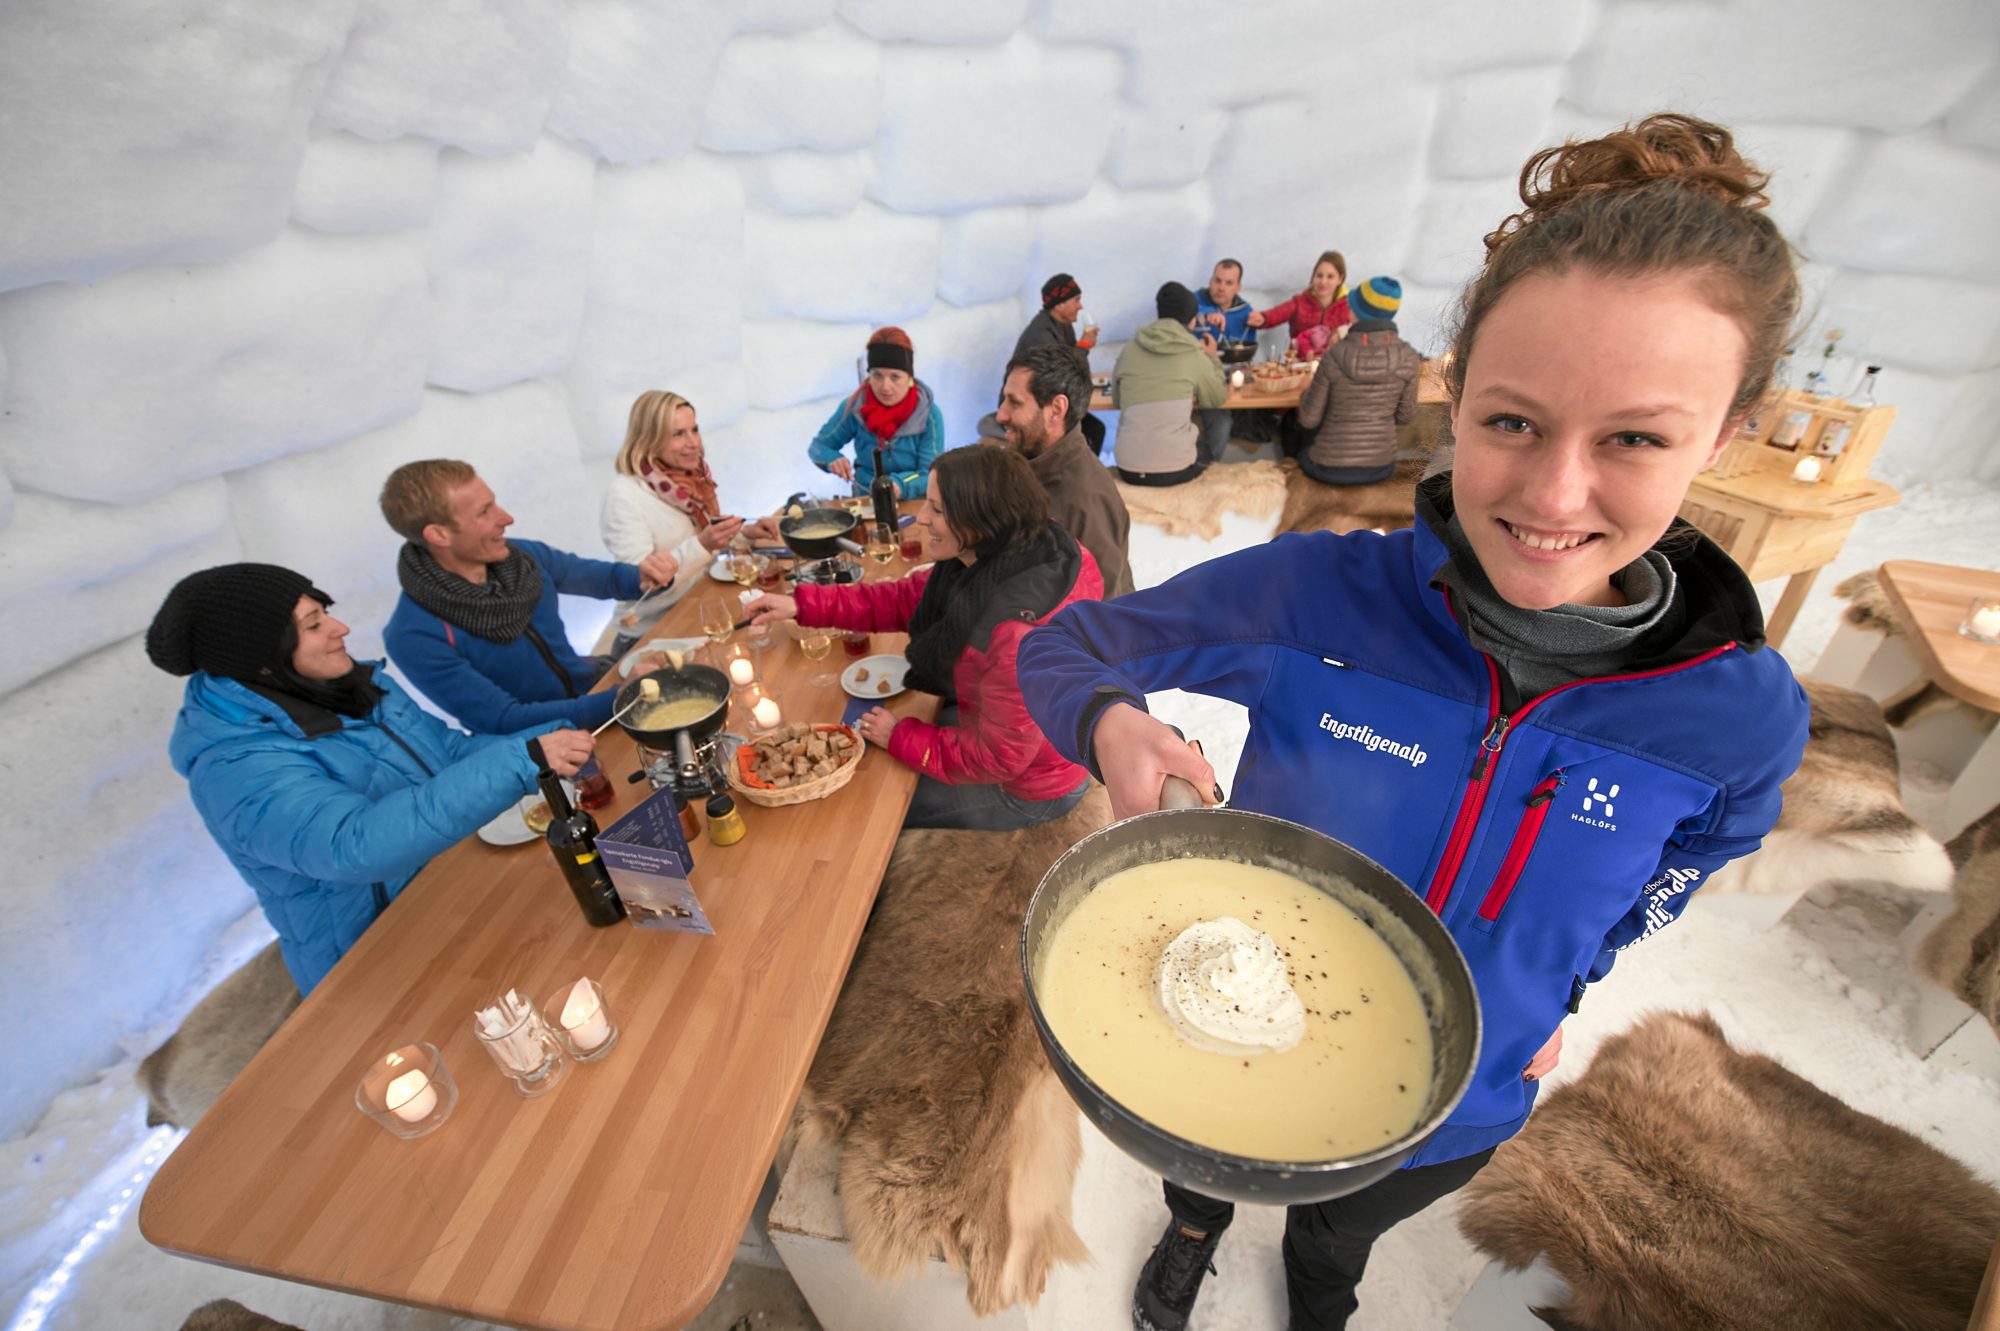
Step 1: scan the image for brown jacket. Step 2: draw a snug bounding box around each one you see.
[1296,321,1422,473]
[1025,428,1135,599]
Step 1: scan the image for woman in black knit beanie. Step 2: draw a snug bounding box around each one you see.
[148,563,594,994]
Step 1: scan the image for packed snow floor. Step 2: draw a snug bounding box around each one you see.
[5,477,1996,1331]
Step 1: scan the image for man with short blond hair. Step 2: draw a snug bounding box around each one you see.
[380,460,678,733]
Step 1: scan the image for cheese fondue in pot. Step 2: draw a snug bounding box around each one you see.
[1035,858,1432,1160]
[787,520,848,540]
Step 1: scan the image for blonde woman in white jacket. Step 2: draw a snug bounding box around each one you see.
[601,391,774,649]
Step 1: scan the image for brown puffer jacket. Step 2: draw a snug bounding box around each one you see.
[1295,322,1422,473]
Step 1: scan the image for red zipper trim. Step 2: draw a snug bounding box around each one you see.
[1478,772,1562,921]
[1423,653,1502,913]
[1420,587,1739,918]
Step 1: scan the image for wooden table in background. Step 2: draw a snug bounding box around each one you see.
[141,549,939,1331]
[1876,560,2000,837]
[1088,356,1448,414]
[1678,469,1901,648]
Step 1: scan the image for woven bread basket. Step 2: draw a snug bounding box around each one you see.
[727,723,866,807]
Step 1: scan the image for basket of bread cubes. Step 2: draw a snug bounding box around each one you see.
[728,722,866,807]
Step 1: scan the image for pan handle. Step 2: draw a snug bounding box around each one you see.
[836,537,865,556]
[1159,775,1208,811]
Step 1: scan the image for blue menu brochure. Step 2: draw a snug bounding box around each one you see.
[598,787,713,936]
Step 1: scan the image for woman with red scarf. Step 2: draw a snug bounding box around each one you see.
[807,326,946,499]
[601,390,776,642]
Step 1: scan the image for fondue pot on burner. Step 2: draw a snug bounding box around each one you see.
[614,665,730,786]
[1020,780,1480,1204]
[779,506,867,561]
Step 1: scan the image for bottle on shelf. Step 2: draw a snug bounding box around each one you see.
[528,740,626,928]
[1771,347,1796,392]
[870,444,900,536]
[1850,365,1880,409]
[1772,408,1813,451]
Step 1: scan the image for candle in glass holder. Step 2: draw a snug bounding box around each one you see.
[1791,456,1822,483]
[386,1068,437,1123]
[728,656,755,687]
[752,693,782,729]
[1229,368,1244,388]
[1964,599,2000,643]
[560,977,612,1052]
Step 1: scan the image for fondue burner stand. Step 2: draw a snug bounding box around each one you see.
[635,734,729,800]
[793,555,862,587]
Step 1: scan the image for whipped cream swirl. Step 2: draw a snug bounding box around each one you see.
[1155,916,1307,1054]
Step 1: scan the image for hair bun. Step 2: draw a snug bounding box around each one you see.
[1492,113,1770,251]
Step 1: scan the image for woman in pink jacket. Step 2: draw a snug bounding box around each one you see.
[1251,248,1354,357]
[746,445,1099,831]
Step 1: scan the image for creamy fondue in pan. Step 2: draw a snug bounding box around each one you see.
[628,696,720,730]
[1035,858,1432,1160]
[787,520,849,540]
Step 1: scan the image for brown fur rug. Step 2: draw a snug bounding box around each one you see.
[1273,457,1427,537]
[138,941,300,1129]
[1113,458,1287,539]
[1703,679,1953,897]
[796,787,1113,1314]
[178,1300,307,1331]
[1834,568,1902,634]
[1458,1010,2000,1331]
[1917,801,2000,1035]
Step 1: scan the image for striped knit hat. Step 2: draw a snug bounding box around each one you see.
[1348,276,1402,322]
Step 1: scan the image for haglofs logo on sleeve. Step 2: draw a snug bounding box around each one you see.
[1571,777,1620,830]
[1316,714,1428,767]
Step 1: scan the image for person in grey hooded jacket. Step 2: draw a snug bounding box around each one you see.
[1108,282,1229,487]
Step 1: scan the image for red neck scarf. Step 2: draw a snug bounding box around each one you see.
[638,457,720,530]
[855,382,921,444]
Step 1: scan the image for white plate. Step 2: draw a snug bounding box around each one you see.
[477,794,543,847]
[842,654,909,700]
[707,558,740,582]
[619,637,707,678]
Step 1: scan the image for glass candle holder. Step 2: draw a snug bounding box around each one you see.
[743,682,785,734]
[472,993,568,1098]
[356,1042,457,1139]
[1960,597,2000,644]
[545,977,619,1062]
[717,641,761,691]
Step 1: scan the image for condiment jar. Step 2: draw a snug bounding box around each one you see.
[675,794,701,843]
[705,793,746,847]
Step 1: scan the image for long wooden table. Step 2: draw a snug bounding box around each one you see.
[141,550,939,1330]
[1088,356,1448,414]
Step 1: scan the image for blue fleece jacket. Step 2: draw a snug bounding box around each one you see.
[384,538,640,734]
[1195,288,1254,344]
[168,666,549,993]
[808,381,945,498]
[1017,499,1807,1168]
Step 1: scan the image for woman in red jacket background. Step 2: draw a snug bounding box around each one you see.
[746,444,1099,831]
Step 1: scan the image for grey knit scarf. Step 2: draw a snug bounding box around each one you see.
[1433,515,1682,699]
[397,541,544,643]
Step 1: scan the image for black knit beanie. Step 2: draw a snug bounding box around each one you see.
[1040,273,1080,309]
[146,563,327,682]
[1156,281,1198,326]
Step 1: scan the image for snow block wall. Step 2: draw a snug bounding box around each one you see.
[2,0,1999,1137]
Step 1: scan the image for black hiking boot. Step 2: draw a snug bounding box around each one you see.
[1132,1220,1223,1331]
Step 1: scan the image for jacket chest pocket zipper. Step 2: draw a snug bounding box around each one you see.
[1473,770,1564,932]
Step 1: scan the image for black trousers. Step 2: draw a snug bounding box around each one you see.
[1163,1147,1495,1331]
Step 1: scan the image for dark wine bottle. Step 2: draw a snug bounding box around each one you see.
[870,443,899,534]
[530,750,625,928]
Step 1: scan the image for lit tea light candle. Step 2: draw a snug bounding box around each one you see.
[728,656,755,687]
[385,1067,437,1123]
[1229,369,1244,388]
[1791,456,1822,483]
[752,694,782,729]
[560,977,611,1052]
[1968,603,2000,641]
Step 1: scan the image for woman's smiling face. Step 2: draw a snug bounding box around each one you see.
[1449,268,1745,610]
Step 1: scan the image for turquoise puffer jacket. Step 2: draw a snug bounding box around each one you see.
[168,665,549,993]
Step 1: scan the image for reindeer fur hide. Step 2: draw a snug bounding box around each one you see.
[796,788,1112,1314]
[1274,457,1426,537]
[1458,1010,2000,1331]
[1917,802,2000,1035]
[178,1299,307,1331]
[1704,679,1953,897]
[1114,457,1287,539]
[138,941,300,1129]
